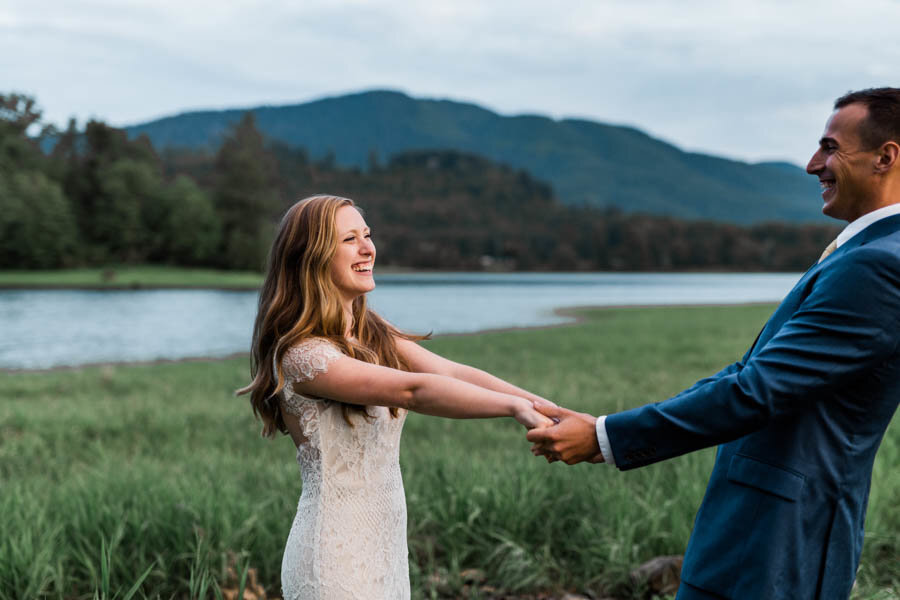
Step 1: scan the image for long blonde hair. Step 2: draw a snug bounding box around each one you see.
[237,195,425,437]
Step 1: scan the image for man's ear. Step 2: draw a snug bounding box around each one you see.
[874,140,899,174]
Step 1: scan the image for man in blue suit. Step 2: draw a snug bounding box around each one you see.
[527,87,900,599]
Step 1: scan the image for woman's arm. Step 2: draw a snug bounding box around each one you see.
[293,352,553,429]
[395,338,549,404]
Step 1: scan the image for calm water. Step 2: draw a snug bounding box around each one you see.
[0,272,801,369]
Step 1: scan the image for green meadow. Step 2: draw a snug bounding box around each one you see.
[1,305,897,599]
[0,266,263,289]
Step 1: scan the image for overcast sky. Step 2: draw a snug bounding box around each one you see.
[3,0,898,166]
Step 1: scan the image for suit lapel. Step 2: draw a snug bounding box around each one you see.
[746,213,900,359]
[746,261,827,358]
[819,213,900,264]
[851,212,900,246]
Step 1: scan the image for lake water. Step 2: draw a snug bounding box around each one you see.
[0,272,801,369]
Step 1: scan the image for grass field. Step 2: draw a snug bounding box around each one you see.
[1,305,897,599]
[0,265,422,289]
[0,266,263,289]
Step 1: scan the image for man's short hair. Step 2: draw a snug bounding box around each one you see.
[835,87,900,150]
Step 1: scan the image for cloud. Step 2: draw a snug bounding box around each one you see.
[3,0,898,165]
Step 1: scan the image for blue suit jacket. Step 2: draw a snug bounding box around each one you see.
[605,214,900,600]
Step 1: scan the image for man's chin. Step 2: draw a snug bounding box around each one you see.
[821,200,841,220]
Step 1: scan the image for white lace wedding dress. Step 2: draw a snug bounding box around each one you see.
[278,338,410,600]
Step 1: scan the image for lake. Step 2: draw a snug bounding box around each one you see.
[0,272,801,369]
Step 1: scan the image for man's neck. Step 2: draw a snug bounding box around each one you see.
[837,202,900,247]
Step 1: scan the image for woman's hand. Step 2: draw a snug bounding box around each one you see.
[513,400,557,430]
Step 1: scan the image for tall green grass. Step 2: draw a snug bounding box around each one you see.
[1,305,897,598]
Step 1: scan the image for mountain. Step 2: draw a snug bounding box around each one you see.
[125,90,825,224]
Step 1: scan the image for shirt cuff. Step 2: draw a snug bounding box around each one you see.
[595,415,616,466]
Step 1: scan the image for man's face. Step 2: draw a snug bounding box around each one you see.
[806,103,880,222]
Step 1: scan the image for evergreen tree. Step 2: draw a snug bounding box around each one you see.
[213,112,280,270]
[92,159,164,263]
[158,175,222,265]
[0,171,78,268]
[0,94,80,268]
[0,93,50,174]
[0,93,44,137]
[56,120,165,263]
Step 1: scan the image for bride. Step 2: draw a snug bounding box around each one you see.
[238,195,553,599]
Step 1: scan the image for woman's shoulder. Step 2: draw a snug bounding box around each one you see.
[286,335,342,352]
[281,336,345,383]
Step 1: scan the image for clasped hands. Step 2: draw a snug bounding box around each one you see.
[524,398,604,465]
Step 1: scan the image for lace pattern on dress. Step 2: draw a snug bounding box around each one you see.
[277,336,411,599]
[280,338,343,445]
[281,338,344,385]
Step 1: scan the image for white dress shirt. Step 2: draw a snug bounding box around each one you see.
[594,202,900,466]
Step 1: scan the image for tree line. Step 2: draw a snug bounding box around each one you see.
[0,93,839,272]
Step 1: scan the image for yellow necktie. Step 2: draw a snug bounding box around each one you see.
[817,239,838,264]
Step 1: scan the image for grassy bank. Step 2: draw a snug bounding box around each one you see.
[0,266,263,289]
[0,265,424,289]
[1,305,897,599]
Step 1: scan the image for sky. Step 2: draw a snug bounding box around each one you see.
[3,0,898,167]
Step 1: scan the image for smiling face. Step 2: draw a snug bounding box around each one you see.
[329,205,376,306]
[806,103,881,222]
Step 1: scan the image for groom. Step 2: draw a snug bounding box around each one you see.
[527,87,900,599]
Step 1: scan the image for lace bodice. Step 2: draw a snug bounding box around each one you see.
[278,337,409,600]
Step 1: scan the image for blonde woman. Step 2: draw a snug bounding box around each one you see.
[238,195,553,599]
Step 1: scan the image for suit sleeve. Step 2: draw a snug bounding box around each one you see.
[605,247,900,470]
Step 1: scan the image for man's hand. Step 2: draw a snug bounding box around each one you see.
[525,398,603,465]
[513,400,557,430]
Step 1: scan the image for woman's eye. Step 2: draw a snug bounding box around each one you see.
[344,236,354,242]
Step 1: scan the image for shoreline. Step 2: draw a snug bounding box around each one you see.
[0,302,776,374]
[0,283,262,291]
[0,268,806,292]
[0,285,263,292]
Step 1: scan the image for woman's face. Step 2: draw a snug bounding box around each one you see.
[329,205,376,304]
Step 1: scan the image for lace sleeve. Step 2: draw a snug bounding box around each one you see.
[281,338,344,384]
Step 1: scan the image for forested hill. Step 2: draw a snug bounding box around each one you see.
[1,87,839,272]
[125,90,824,224]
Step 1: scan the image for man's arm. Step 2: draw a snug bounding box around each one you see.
[530,246,900,467]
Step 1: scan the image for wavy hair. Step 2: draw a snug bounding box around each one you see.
[237,194,426,437]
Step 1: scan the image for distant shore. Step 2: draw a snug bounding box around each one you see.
[0,266,264,290]
[0,265,449,290]
[0,265,804,291]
